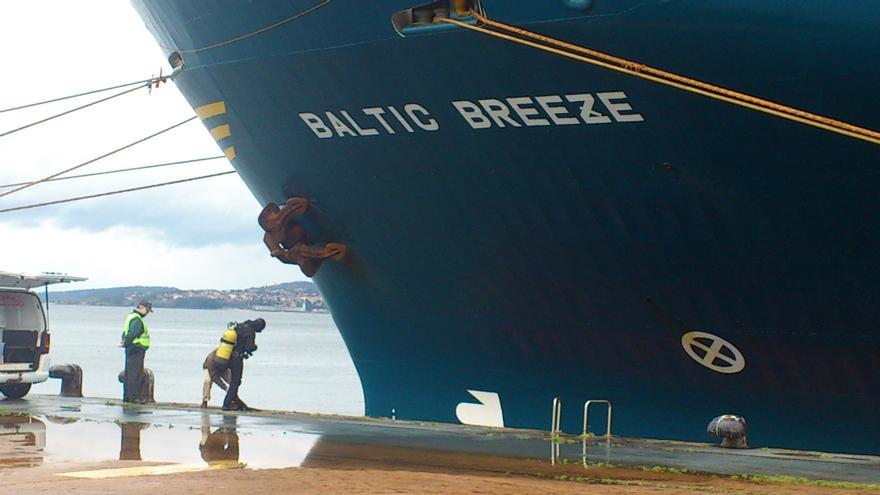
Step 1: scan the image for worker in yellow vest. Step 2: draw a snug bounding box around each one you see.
[120,300,152,404]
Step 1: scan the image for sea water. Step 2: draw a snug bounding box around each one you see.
[30,305,364,416]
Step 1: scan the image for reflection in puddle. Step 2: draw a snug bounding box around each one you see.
[199,415,244,468]
[0,415,46,468]
[0,413,319,470]
[119,422,148,461]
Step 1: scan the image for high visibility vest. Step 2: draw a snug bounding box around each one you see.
[215,327,237,360]
[122,312,151,349]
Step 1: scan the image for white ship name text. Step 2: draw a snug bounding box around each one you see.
[297,91,643,139]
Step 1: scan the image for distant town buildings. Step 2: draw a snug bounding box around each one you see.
[52,282,328,312]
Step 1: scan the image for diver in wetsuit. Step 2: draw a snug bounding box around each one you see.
[201,324,237,408]
[221,318,265,411]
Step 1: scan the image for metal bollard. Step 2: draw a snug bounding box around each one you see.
[707,414,748,449]
[48,364,83,397]
[141,369,156,403]
[117,368,156,403]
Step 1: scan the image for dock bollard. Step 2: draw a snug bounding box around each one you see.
[707,414,748,449]
[117,368,156,403]
[48,364,83,397]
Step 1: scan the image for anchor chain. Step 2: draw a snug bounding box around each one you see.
[258,197,348,277]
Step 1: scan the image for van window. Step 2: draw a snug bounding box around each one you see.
[0,292,45,331]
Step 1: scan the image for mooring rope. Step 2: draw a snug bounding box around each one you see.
[0,116,198,199]
[175,0,332,55]
[439,12,879,145]
[0,77,166,114]
[0,156,225,189]
[0,171,237,214]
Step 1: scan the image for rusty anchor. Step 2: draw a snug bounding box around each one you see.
[258,197,311,256]
[274,242,348,277]
[258,197,348,277]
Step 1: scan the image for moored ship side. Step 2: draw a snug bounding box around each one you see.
[132,1,880,454]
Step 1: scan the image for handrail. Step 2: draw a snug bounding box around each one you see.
[550,396,562,464]
[583,399,613,439]
[551,397,562,434]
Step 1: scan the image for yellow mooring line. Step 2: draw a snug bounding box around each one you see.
[439,12,880,145]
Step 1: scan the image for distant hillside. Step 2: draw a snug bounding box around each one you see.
[49,281,323,311]
[50,286,180,306]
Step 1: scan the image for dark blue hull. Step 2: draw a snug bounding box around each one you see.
[133,1,880,454]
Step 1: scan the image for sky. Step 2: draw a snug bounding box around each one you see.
[0,2,309,290]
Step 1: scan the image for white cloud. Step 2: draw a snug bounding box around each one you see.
[0,2,306,289]
[0,220,304,290]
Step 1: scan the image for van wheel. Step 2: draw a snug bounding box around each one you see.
[0,383,31,399]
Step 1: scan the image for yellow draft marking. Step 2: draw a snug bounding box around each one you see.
[57,462,241,479]
[210,124,231,141]
[195,101,226,120]
[224,146,237,161]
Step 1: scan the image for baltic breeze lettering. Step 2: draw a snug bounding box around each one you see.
[298,91,644,139]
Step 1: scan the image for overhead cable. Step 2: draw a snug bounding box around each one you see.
[0,171,237,214]
[0,77,163,114]
[0,116,197,200]
[0,156,225,189]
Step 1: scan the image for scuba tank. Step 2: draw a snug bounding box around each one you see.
[215,323,238,361]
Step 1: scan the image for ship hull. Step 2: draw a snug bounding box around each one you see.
[133,1,880,454]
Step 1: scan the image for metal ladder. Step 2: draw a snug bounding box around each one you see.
[583,399,613,439]
[582,399,613,467]
[550,397,613,465]
[550,397,614,438]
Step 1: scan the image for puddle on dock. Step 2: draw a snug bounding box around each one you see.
[0,413,319,470]
[3,400,880,486]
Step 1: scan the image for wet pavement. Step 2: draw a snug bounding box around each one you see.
[1,394,878,484]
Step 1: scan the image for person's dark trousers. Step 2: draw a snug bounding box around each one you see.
[124,346,146,402]
[222,356,244,410]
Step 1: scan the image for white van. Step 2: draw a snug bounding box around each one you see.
[0,272,85,399]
